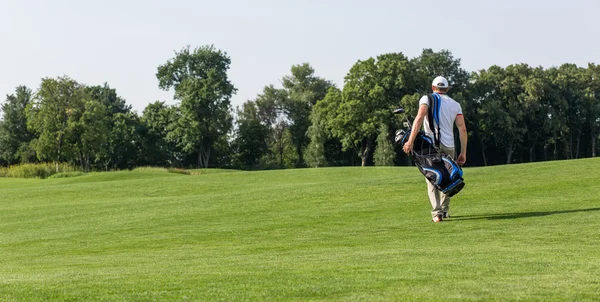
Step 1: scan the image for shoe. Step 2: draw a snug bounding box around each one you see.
[443,212,450,219]
[432,215,443,223]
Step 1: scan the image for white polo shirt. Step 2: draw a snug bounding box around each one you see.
[418,93,463,148]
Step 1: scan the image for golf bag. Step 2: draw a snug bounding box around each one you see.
[393,96,465,197]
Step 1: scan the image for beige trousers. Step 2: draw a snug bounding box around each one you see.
[427,145,455,217]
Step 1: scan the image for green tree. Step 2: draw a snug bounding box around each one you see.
[253,85,291,168]
[100,112,142,170]
[0,86,35,164]
[86,83,131,115]
[26,77,110,172]
[27,77,83,170]
[280,63,332,167]
[86,84,137,170]
[140,101,182,166]
[304,111,327,168]
[373,124,395,166]
[261,121,298,169]
[156,45,236,168]
[584,63,600,157]
[519,66,551,162]
[233,101,269,170]
[255,85,286,128]
[546,64,587,159]
[71,99,109,172]
[471,66,527,164]
[317,54,413,166]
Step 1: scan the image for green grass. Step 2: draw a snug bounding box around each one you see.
[1,159,599,301]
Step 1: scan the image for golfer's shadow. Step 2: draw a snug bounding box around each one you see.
[451,207,600,221]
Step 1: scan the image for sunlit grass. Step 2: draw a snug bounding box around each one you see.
[1,159,599,300]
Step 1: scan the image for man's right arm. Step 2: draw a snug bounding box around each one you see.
[455,115,467,166]
[402,104,429,154]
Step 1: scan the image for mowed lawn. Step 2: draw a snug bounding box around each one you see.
[1,159,599,301]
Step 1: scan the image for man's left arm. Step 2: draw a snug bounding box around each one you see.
[455,114,467,166]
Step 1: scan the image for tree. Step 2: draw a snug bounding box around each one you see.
[584,63,600,157]
[71,99,109,172]
[316,54,413,166]
[280,63,332,167]
[0,86,35,164]
[304,111,327,168]
[100,112,142,170]
[471,66,528,164]
[27,77,84,170]
[87,84,136,170]
[140,101,182,167]
[261,120,298,169]
[519,66,551,162]
[253,85,292,168]
[233,101,269,170]
[373,124,395,166]
[255,85,286,128]
[547,64,587,159]
[156,45,236,168]
[86,83,131,115]
[26,77,110,172]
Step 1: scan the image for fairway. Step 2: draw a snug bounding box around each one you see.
[1,160,600,301]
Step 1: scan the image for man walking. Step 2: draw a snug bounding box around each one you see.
[402,76,467,222]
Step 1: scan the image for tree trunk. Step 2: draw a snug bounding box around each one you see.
[78,152,84,171]
[553,134,558,160]
[566,133,573,159]
[528,146,533,162]
[592,128,597,157]
[56,135,62,173]
[575,132,581,159]
[528,134,538,162]
[506,141,514,164]
[296,145,303,168]
[56,112,68,173]
[277,125,284,168]
[85,153,90,173]
[361,148,369,167]
[198,147,211,168]
[361,140,371,167]
[480,138,488,166]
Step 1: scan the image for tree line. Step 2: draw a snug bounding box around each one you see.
[1,46,598,171]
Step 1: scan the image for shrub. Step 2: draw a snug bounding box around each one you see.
[0,163,80,179]
[132,167,167,173]
[47,171,85,179]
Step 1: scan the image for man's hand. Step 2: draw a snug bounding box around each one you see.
[402,141,414,154]
[456,153,466,166]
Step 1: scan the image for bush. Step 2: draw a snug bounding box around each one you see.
[132,167,168,173]
[167,168,200,176]
[47,171,85,179]
[0,163,80,179]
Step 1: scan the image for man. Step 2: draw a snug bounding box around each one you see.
[402,76,467,223]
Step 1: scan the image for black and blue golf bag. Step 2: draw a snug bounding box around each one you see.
[393,94,465,197]
[395,128,465,197]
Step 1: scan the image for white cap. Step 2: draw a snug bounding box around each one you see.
[432,76,449,89]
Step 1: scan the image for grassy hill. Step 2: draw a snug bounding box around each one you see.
[1,159,599,301]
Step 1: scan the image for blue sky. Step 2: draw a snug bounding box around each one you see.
[1,0,598,112]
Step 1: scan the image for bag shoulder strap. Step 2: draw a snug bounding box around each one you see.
[426,93,442,148]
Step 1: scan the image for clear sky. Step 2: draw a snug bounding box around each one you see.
[1,0,598,113]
